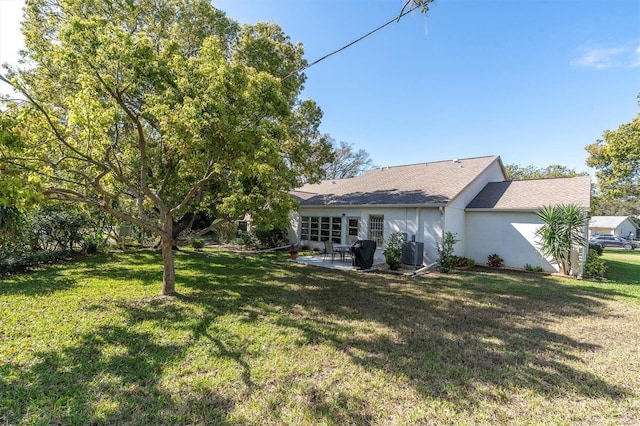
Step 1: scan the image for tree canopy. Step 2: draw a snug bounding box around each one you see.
[0,0,333,295]
[504,164,588,181]
[322,137,375,180]
[586,109,640,203]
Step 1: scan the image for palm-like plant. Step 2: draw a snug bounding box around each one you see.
[536,204,587,275]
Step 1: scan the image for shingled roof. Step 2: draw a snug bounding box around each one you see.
[293,155,503,206]
[465,175,591,211]
[589,216,635,229]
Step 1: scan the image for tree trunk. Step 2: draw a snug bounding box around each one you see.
[161,214,176,295]
[161,235,176,295]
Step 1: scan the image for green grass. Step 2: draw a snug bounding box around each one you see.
[1,248,639,425]
[602,249,640,286]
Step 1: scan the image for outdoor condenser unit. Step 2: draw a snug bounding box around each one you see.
[401,241,424,266]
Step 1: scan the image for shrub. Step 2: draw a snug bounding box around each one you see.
[524,263,544,272]
[583,248,607,279]
[535,204,587,276]
[383,232,404,270]
[453,256,476,268]
[192,238,205,251]
[31,204,91,252]
[83,237,101,254]
[437,232,460,273]
[234,231,259,248]
[212,221,238,243]
[487,253,504,268]
[0,205,30,258]
[589,243,604,256]
[254,228,289,249]
[0,250,62,275]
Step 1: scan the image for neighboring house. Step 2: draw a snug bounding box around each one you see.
[589,216,638,240]
[289,155,592,274]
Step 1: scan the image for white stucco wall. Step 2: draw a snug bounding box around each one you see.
[443,205,466,255]
[418,208,443,265]
[293,207,422,251]
[292,206,446,265]
[465,211,558,272]
[441,159,506,258]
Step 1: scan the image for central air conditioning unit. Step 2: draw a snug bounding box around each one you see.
[401,241,424,266]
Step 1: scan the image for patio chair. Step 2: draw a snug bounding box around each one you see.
[323,240,337,262]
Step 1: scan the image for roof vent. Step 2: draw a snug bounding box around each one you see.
[452,159,460,164]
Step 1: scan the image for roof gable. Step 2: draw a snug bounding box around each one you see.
[589,216,635,228]
[294,155,503,206]
[466,175,591,211]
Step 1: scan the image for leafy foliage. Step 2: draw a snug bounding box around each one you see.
[535,204,588,275]
[487,253,504,268]
[0,202,102,274]
[504,164,588,181]
[437,231,460,273]
[524,263,544,273]
[590,196,640,216]
[30,204,91,252]
[453,256,476,268]
[1,0,333,294]
[191,238,205,251]
[0,205,30,258]
[586,109,640,202]
[383,231,404,270]
[583,248,607,279]
[254,228,289,249]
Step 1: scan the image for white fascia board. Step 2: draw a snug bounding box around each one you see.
[300,203,448,209]
[465,208,539,213]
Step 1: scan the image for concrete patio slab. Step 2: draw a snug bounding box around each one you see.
[293,250,386,271]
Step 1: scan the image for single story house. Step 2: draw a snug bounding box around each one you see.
[289,155,591,274]
[589,216,638,240]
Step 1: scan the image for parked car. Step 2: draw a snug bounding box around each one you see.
[588,235,639,250]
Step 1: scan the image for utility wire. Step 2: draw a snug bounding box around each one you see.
[284,3,422,80]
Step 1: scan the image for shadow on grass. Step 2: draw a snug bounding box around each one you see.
[269,268,626,402]
[0,269,76,296]
[1,249,634,424]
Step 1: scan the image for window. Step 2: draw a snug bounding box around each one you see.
[300,215,342,243]
[348,218,359,237]
[368,215,384,247]
[332,217,342,242]
[300,217,310,241]
[310,216,319,241]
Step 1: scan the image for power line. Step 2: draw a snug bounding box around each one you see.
[284,3,424,80]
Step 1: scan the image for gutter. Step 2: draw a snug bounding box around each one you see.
[297,203,448,209]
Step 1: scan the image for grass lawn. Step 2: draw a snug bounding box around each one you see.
[1,249,639,425]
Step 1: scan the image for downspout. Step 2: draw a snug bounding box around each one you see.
[439,205,445,245]
[438,206,445,269]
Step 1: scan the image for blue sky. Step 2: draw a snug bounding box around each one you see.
[2,0,639,175]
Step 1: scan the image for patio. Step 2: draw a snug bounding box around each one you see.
[293,249,386,271]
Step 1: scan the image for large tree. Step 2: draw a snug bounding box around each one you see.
[585,109,640,202]
[0,0,332,295]
[322,137,375,180]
